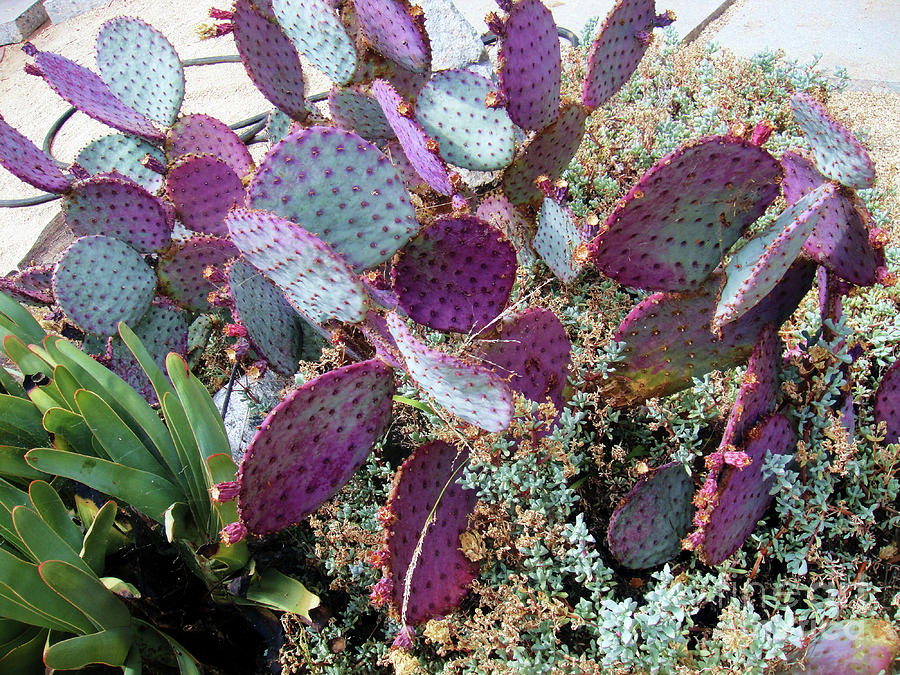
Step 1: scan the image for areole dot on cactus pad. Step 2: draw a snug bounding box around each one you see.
[386,312,514,432]
[165,154,246,237]
[328,85,395,144]
[384,440,478,625]
[63,175,173,253]
[606,461,694,569]
[354,0,431,74]
[226,207,368,325]
[391,215,516,333]
[52,235,156,336]
[248,125,419,271]
[0,114,71,194]
[157,235,239,312]
[587,135,782,293]
[534,197,584,283]
[166,113,255,179]
[785,619,900,675]
[232,0,308,122]
[271,0,357,86]
[236,358,395,535]
[874,360,900,446]
[95,16,185,127]
[75,134,166,193]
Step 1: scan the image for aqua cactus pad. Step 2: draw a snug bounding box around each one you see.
[165,113,255,179]
[790,93,875,190]
[31,49,163,141]
[501,103,589,205]
[713,182,836,331]
[387,312,514,431]
[606,461,694,569]
[249,126,419,270]
[266,109,295,146]
[237,358,395,535]
[271,0,357,85]
[75,134,166,193]
[534,198,583,283]
[95,17,184,126]
[392,215,516,333]
[52,235,156,336]
[0,114,71,193]
[63,174,172,253]
[228,259,306,376]
[354,0,430,73]
[328,85,395,143]
[497,0,561,130]
[165,154,246,237]
[781,151,884,286]
[476,191,536,264]
[157,234,239,312]
[385,440,478,625]
[588,136,782,292]
[415,69,516,171]
[227,207,368,325]
[787,619,900,675]
[372,79,454,196]
[699,414,796,565]
[233,0,309,122]
[874,360,899,446]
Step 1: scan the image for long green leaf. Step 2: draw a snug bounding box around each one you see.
[41,407,98,457]
[0,291,45,346]
[51,365,81,410]
[0,477,30,548]
[12,506,90,573]
[28,480,83,553]
[160,392,210,532]
[118,322,177,402]
[0,617,30,647]
[25,449,182,523]
[42,627,133,669]
[0,624,44,674]
[0,446,47,480]
[123,643,142,675]
[1,336,54,384]
[39,560,131,631]
[0,366,26,399]
[0,394,48,447]
[80,499,118,576]
[243,568,320,620]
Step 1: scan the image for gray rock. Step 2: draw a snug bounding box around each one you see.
[43,0,107,24]
[419,0,486,71]
[0,0,47,46]
[213,370,287,463]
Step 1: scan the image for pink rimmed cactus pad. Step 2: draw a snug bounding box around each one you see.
[63,175,173,253]
[588,136,782,293]
[165,113,255,179]
[392,216,516,333]
[386,312,514,432]
[226,207,368,325]
[0,264,55,305]
[874,360,900,446]
[607,461,694,569]
[237,358,395,535]
[535,198,583,283]
[165,154,246,237]
[271,0,357,85]
[385,440,478,625]
[781,151,884,287]
[157,235,239,312]
[786,619,900,675]
[595,260,815,407]
[698,414,796,565]
[501,103,589,206]
[0,114,71,194]
[359,310,403,369]
[328,85,395,143]
[233,0,308,122]
[497,0,561,130]
[372,79,454,196]
[29,49,163,142]
[790,93,875,190]
[248,126,419,271]
[354,0,431,73]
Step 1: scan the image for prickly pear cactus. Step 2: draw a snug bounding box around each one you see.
[165,113,255,179]
[157,234,239,312]
[75,133,166,192]
[271,0,357,85]
[354,0,431,73]
[328,84,395,143]
[874,360,900,446]
[786,619,900,674]
[237,359,395,535]
[0,114,72,193]
[534,197,584,283]
[165,154,246,236]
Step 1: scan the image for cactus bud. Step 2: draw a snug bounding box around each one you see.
[210,480,240,502]
[750,120,774,146]
[223,323,247,337]
[486,12,506,37]
[220,521,247,545]
[140,153,167,175]
[655,10,677,28]
[368,576,393,608]
[21,42,38,57]
[392,626,416,651]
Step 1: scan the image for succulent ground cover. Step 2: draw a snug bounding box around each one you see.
[0,1,897,673]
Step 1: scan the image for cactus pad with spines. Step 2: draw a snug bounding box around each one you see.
[266,109,295,146]
[386,312,514,431]
[392,215,516,333]
[165,154,246,237]
[534,198,583,283]
[233,0,308,122]
[384,139,428,192]
[359,311,403,368]
[165,113,255,179]
[787,619,900,675]
[52,235,156,336]
[497,0,561,130]
[476,191,536,264]
[75,134,166,192]
[385,440,478,625]
[227,208,368,325]
[501,103,589,205]
[607,462,694,569]
[0,114,72,193]
[95,17,184,126]
[354,0,431,73]
[372,79,454,196]
[237,359,395,535]
[271,0,357,85]
[588,136,782,292]
[328,85,395,143]
[0,264,54,305]
[157,235,239,312]
[63,175,172,253]
[415,69,516,171]
[249,126,419,270]
[228,259,306,376]
[721,323,779,448]
[874,360,900,446]
[790,92,875,189]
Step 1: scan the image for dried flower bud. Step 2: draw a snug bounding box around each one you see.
[223,323,248,337]
[368,576,393,607]
[210,480,240,502]
[220,522,247,545]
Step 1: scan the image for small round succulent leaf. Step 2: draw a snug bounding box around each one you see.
[95,17,184,126]
[354,0,431,73]
[0,114,71,193]
[535,198,582,283]
[874,360,900,446]
[165,154,246,237]
[157,235,239,312]
[237,358,395,535]
[328,85,395,143]
[166,114,254,179]
[53,235,156,336]
[272,0,357,85]
[75,134,165,192]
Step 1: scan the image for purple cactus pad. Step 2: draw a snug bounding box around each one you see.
[588,136,782,292]
[385,440,478,625]
[355,0,431,73]
[359,311,403,369]
[166,113,255,179]
[157,235,239,312]
[787,619,900,674]
[384,139,428,193]
[874,360,900,446]
[476,191,536,263]
[392,215,516,333]
[722,323,779,448]
[328,85,395,143]
[237,358,395,535]
[165,154,246,237]
[0,264,55,305]
[0,114,71,193]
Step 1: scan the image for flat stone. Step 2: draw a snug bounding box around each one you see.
[42,0,107,24]
[212,371,287,463]
[419,0,486,70]
[0,0,47,46]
